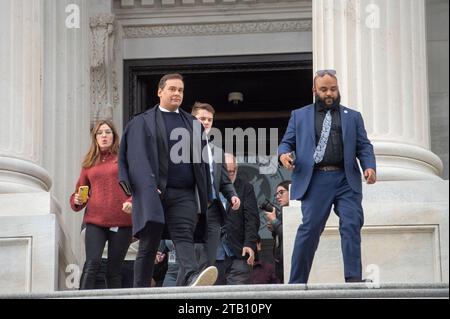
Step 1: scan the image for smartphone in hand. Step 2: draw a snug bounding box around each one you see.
[78,186,89,204]
[290,151,296,164]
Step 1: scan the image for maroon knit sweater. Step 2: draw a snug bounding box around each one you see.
[70,152,132,227]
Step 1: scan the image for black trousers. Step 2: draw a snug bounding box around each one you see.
[80,223,132,289]
[134,187,200,287]
[216,256,252,285]
[133,221,164,287]
[195,202,222,269]
[164,187,200,286]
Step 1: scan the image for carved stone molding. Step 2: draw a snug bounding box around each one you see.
[90,14,117,126]
[123,19,312,38]
[117,0,302,9]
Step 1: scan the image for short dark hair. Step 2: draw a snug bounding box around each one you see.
[191,102,216,116]
[158,73,184,89]
[277,180,291,190]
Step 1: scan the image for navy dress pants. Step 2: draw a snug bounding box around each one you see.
[289,170,364,284]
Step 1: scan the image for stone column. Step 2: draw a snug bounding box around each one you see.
[0,0,51,192]
[0,0,58,293]
[313,0,443,180]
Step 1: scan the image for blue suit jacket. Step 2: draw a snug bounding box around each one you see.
[278,104,376,200]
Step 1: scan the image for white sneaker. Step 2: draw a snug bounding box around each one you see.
[189,266,218,287]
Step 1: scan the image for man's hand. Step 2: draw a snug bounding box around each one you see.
[242,247,255,266]
[364,168,377,184]
[230,196,240,211]
[122,202,132,214]
[280,153,295,171]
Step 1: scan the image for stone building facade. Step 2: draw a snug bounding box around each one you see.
[0,0,448,292]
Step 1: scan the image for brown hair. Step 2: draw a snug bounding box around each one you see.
[277,180,291,191]
[158,73,184,90]
[82,120,120,168]
[191,102,216,116]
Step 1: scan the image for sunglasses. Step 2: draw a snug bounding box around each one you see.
[315,69,337,77]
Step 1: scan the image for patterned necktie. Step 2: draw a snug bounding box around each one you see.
[208,143,217,200]
[313,110,332,164]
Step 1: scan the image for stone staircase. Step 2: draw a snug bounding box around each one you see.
[3,283,448,299]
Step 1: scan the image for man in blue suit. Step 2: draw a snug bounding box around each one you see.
[278,70,377,284]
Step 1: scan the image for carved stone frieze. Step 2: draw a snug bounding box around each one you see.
[123,19,311,38]
[90,14,117,125]
[117,0,299,9]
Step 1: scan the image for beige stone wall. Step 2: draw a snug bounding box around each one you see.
[284,181,449,284]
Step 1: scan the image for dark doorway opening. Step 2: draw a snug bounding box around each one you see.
[123,53,312,244]
[123,53,313,140]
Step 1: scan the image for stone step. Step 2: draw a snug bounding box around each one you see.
[3,283,448,299]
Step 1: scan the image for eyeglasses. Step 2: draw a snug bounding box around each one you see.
[275,189,288,197]
[315,69,337,77]
[96,130,113,136]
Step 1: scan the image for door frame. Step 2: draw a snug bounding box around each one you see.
[123,53,312,124]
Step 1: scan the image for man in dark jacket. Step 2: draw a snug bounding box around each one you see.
[118,73,217,287]
[215,153,260,285]
[191,102,240,269]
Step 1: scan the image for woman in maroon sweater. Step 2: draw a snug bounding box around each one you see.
[70,120,132,289]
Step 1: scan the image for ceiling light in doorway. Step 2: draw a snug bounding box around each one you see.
[228,92,244,104]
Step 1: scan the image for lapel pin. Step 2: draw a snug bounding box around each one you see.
[344,110,348,114]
